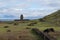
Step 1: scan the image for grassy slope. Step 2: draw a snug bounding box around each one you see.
[30,20,60,40]
[28,20,60,31]
[0,10,60,40]
[42,10,60,26]
[0,11,60,40]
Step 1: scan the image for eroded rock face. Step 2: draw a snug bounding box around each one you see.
[43,28,55,33]
[49,28,55,32]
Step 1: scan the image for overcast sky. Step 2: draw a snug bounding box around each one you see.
[0,0,60,19]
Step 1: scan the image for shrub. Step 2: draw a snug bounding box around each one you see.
[4,26,9,28]
[39,18,45,22]
[14,23,18,25]
[19,36,22,38]
[26,27,31,29]
[43,29,50,33]
[28,23,34,26]
[7,30,11,32]
[28,22,37,26]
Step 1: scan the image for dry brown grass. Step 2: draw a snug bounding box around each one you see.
[0,21,60,40]
[0,29,38,40]
[48,31,60,40]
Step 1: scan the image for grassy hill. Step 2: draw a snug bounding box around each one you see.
[0,10,60,40]
[42,10,60,26]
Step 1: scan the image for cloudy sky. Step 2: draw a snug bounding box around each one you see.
[0,0,60,19]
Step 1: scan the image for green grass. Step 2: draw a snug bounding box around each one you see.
[0,21,60,40]
[28,21,60,31]
[42,10,60,26]
[0,21,60,33]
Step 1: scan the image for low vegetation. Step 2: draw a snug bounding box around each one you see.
[42,10,60,26]
[0,10,60,40]
[0,20,60,40]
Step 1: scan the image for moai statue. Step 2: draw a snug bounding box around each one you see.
[20,14,24,21]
